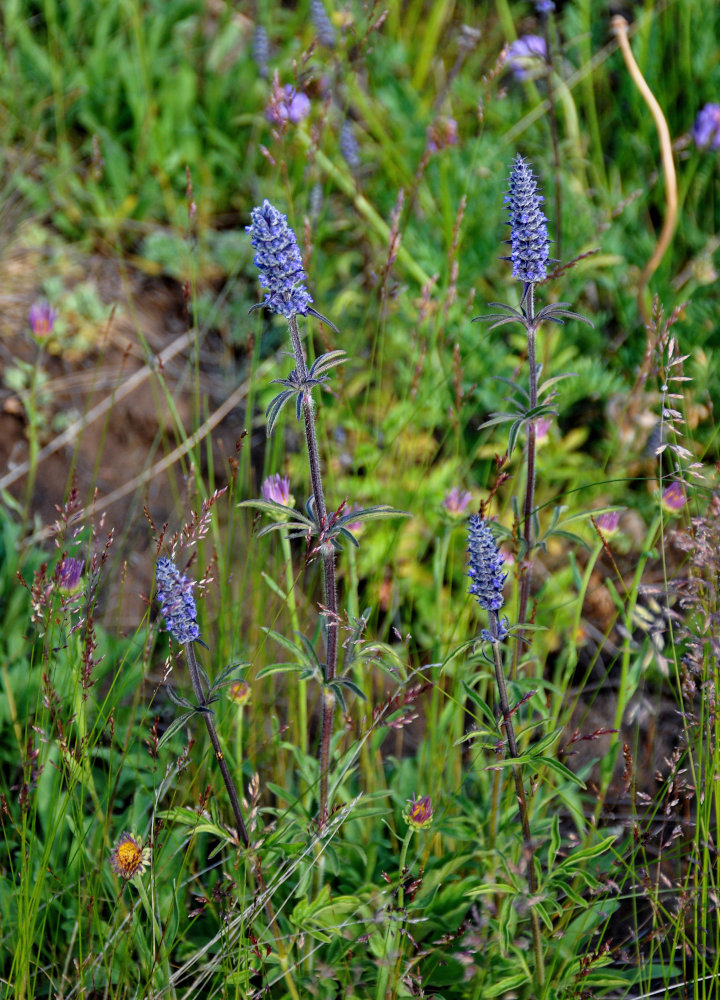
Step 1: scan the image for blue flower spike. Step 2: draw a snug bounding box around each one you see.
[467,515,510,643]
[156,557,200,645]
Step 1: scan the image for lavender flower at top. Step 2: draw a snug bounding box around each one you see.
[503,154,551,284]
[247,200,314,319]
[156,557,200,644]
[467,515,507,613]
[692,103,720,150]
[506,35,547,81]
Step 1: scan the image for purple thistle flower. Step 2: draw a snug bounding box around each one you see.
[506,35,547,81]
[596,510,621,536]
[503,154,551,284]
[262,473,294,506]
[404,794,434,830]
[662,482,687,514]
[56,556,84,593]
[467,515,507,613]
[29,301,58,339]
[155,557,200,644]
[442,487,472,517]
[247,200,314,319]
[692,103,720,150]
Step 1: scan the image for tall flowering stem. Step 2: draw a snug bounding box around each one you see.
[156,558,250,847]
[476,156,590,679]
[248,200,340,829]
[467,516,545,988]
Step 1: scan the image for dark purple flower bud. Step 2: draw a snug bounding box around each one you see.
[506,35,547,80]
[467,514,507,613]
[503,154,551,284]
[310,0,336,47]
[57,556,84,593]
[29,301,58,339]
[155,557,200,644]
[247,200,314,319]
[692,103,720,150]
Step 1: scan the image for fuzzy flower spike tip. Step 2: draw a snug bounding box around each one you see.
[503,153,550,287]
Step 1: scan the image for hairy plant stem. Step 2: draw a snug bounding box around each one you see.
[287,314,338,829]
[489,612,545,990]
[512,284,539,681]
[185,642,300,1000]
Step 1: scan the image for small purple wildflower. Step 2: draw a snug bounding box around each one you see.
[56,556,84,593]
[155,557,200,645]
[535,0,555,14]
[503,154,551,284]
[247,200,314,319]
[662,482,687,514]
[262,473,294,506]
[535,416,552,443]
[267,84,311,126]
[595,510,621,536]
[692,103,720,150]
[506,35,547,80]
[442,487,472,517]
[28,301,58,339]
[404,794,433,830]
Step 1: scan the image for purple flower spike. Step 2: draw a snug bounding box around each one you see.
[467,515,507,613]
[29,301,58,339]
[155,557,200,645]
[692,103,720,150]
[507,35,547,81]
[247,200,314,319]
[503,154,551,284]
